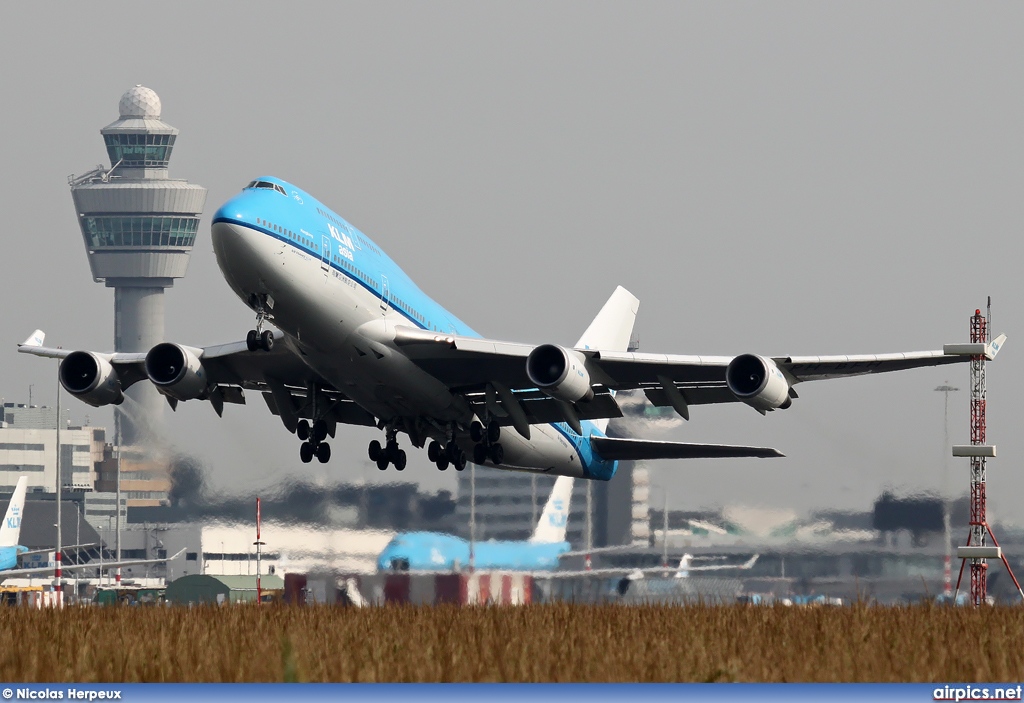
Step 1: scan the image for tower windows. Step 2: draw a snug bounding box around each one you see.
[80,215,199,248]
[103,133,175,168]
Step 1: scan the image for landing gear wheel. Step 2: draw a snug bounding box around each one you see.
[446,442,461,462]
[376,457,390,470]
[488,443,504,465]
[246,330,258,352]
[470,421,484,443]
[368,440,383,462]
[435,457,449,471]
[316,443,331,463]
[487,420,501,443]
[427,441,442,463]
[454,451,467,471]
[260,330,275,351]
[394,449,407,471]
[296,420,310,441]
[473,443,488,465]
[313,419,328,443]
[300,442,314,464]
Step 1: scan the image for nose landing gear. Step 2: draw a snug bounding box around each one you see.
[246,294,275,352]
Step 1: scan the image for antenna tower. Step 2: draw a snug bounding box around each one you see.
[953,299,1023,605]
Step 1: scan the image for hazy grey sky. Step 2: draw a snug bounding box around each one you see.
[2,3,1022,520]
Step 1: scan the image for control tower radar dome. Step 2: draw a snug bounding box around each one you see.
[118,85,162,119]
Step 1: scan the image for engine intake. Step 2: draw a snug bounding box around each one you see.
[526,344,594,403]
[145,343,209,401]
[59,352,123,407]
[726,354,792,412]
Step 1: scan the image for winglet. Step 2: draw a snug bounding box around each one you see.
[19,330,45,348]
[988,333,1007,360]
[943,333,1007,360]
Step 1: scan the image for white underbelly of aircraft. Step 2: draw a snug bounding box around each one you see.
[214,222,590,475]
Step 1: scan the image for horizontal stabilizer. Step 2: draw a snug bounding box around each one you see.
[591,436,783,460]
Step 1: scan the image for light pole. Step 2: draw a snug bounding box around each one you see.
[114,406,122,586]
[936,382,959,598]
[469,463,476,571]
[54,368,62,596]
[649,485,670,569]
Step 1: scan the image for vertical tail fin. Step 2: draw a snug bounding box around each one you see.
[0,476,28,548]
[675,553,693,579]
[575,286,639,434]
[529,476,574,543]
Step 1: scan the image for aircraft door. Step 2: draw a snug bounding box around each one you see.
[320,235,330,272]
[380,274,390,313]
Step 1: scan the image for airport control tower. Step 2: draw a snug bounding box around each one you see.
[70,86,207,446]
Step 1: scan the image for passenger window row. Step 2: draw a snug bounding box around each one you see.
[257,218,315,250]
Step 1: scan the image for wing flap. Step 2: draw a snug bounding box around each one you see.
[591,436,783,460]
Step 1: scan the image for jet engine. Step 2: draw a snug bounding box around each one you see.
[59,352,124,407]
[526,344,594,402]
[726,354,792,411]
[145,343,209,401]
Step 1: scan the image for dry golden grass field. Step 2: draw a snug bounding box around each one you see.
[0,603,1022,683]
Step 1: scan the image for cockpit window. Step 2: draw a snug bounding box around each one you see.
[245,180,288,196]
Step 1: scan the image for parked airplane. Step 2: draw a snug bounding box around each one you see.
[378,475,577,572]
[20,176,1005,480]
[0,476,182,579]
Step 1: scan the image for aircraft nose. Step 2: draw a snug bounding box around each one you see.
[213,192,250,223]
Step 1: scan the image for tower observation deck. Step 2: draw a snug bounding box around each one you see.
[70,86,207,446]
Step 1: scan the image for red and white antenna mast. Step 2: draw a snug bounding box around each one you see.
[953,299,1023,605]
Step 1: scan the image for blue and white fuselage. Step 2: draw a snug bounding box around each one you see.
[377,533,569,572]
[377,474,577,572]
[211,177,618,479]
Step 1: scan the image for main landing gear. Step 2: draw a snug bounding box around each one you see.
[298,419,331,464]
[470,419,504,465]
[369,425,407,471]
[427,439,467,472]
[246,294,275,352]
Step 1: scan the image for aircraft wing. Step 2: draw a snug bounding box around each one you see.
[590,437,782,460]
[0,549,186,579]
[396,325,1005,424]
[17,330,375,429]
[536,555,760,578]
[18,543,99,557]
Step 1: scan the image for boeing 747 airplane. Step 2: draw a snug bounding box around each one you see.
[378,475,577,572]
[20,176,1004,480]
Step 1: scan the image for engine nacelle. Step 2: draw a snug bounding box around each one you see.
[59,352,124,407]
[145,343,209,401]
[526,344,594,403]
[726,354,792,411]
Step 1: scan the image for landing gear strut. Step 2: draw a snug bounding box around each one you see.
[246,294,275,352]
[470,419,503,466]
[429,425,467,471]
[369,425,407,471]
[298,418,331,464]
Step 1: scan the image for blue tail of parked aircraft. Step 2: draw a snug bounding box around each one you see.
[377,476,576,573]
[0,477,29,570]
